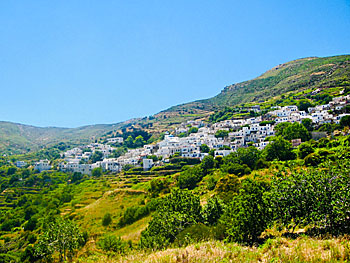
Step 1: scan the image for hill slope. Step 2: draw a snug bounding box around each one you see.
[163,55,350,115]
[1,54,349,153]
[0,121,123,154]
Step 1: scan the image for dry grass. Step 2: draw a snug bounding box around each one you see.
[76,189,146,237]
[76,237,350,263]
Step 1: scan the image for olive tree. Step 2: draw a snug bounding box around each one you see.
[35,218,84,262]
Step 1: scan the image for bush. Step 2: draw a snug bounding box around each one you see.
[140,189,201,249]
[170,157,201,165]
[207,176,217,190]
[98,235,128,254]
[220,163,250,176]
[340,115,350,127]
[174,223,213,247]
[264,137,296,161]
[148,178,170,197]
[24,218,37,231]
[298,142,315,159]
[91,167,102,177]
[304,149,334,166]
[221,179,271,245]
[118,206,149,227]
[7,167,17,175]
[201,196,225,226]
[215,174,240,203]
[176,166,202,190]
[270,162,350,233]
[304,152,321,166]
[102,213,112,226]
[215,130,229,138]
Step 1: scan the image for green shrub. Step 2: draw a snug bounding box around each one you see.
[102,213,112,226]
[140,189,201,249]
[215,174,240,203]
[270,162,350,233]
[118,206,149,227]
[298,142,315,159]
[207,176,217,190]
[98,235,128,254]
[176,166,202,190]
[264,137,296,161]
[220,162,250,176]
[221,179,271,245]
[148,177,171,197]
[201,196,225,226]
[174,223,213,247]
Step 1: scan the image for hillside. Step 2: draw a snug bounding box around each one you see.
[0,121,124,154]
[163,55,350,115]
[127,55,350,132]
[1,54,349,153]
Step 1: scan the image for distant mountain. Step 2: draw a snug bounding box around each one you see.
[1,54,349,154]
[0,121,122,154]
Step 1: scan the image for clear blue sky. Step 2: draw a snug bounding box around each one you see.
[1,1,350,128]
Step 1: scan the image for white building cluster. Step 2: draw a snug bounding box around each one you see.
[52,93,350,175]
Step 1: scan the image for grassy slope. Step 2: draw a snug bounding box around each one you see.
[80,237,350,263]
[58,174,152,244]
[164,55,350,112]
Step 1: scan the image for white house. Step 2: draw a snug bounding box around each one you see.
[15,161,27,168]
[143,159,154,171]
[214,150,232,157]
[34,160,52,172]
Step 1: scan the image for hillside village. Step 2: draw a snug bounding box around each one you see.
[26,94,350,175]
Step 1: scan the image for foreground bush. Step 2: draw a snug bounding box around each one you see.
[140,189,201,249]
[270,161,350,233]
[98,235,130,254]
[221,179,271,245]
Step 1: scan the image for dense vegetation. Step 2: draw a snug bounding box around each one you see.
[1,54,350,261]
[3,131,350,262]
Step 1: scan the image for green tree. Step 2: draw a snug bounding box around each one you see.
[91,167,102,177]
[124,135,134,148]
[221,179,271,244]
[302,118,313,131]
[215,130,229,139]
[177,166,202,190]
[35,218,84,262]
[215,174,241,203]
[140,189,201,249]
[270,163,350,232]
[283,122,311,142]
[200,155,215,175]
[91,151,103,163]
[263,137,296,161]
[274,122,291,136]
[298,142,315,159]
[201,196,225,226]
[340,115,350,127]
[297,99,313,112]
[188,127,199,134]
[98,235,128,254]
[220,162,250,177]
[236,146,260,169]
[102,212,112,226]
[7,167,17,175]
[200,144,210,153]
[133,135,146,148]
